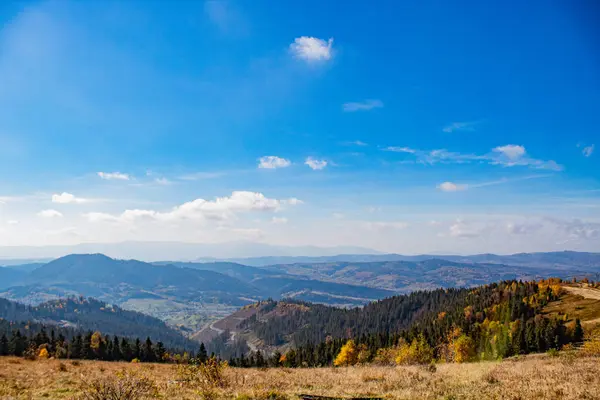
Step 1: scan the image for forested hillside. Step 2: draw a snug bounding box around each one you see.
[0,297,196,350]
[213,279,590,367]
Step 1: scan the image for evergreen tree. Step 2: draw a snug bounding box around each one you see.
[112,336,122,361]
[121,337,132,361]
[133,338,142,360]
[198,342,208,363]
[0,334,8,356]
[155,341,166,362]
[9,331,25,357]
[574,319,584,343]
[143,337,155,362]
[70,335,83,359]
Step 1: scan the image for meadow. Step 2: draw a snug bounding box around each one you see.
[1,353,600,399]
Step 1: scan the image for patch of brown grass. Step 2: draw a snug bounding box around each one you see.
[543,292,600,324]
[1,354,600,399]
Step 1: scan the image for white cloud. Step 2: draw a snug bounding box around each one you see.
[448,220,481,238]
[289,36,334,62]
[52,192,87,204]
[271,217,288,224]
[442,121,480,133]
[493,145,526,160]
[551,218,600,240]
[332,213,345,219]
[437,182,468,192]
[343,99,383,112]
[384,146,417,154]
[351,140,368,146]
[38,209,63,218]
[258,156,291,169]
[384,145,562,171]
[583,144,594,157]
[98,172,130,181]
[85,191,301,224]
[305,157,327,170]
[6,220,19,225]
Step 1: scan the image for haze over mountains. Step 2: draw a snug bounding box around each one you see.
[0,241,380,261]
[2,250,600,337]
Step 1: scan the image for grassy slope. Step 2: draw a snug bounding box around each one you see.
[1,354,600,399]
[543,284,600,327]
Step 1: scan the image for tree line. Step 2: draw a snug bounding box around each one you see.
[0,325,212,364]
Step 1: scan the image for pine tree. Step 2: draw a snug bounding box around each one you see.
[10,331,25,357]
[574,319,584,343]
[70,335,82,359]
[112,336,122,361]
[121,338,132,361]
[143,337,155,362]
[0,334,9,356]
[134,338,142,360]
[155,341,166,362]
[198,342,208,363]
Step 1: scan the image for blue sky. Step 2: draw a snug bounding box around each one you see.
[0,0,598,254]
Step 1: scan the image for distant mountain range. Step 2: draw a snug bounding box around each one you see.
[2,251,600,340]
[203,250,600,268]
[0,241,379,261]
[0,254,395,333]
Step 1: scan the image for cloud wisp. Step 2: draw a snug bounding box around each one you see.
[343,99,383,112]
[385,144,562,171]
[38,209,63,218]
[258,156,291,169]
[442,121,481,133]
[98,172,130,181]
[437,174,552,192]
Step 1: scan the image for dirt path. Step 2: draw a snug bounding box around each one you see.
[564,285,600,300]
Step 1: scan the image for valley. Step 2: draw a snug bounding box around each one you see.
[2,251,600,341]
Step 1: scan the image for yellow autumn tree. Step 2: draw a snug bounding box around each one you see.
[334,339,358,366]
[452,334,475,363]
[38,348,49,359]
[90,331,103,350]
[395,335,434,365]
[356,344,371,364]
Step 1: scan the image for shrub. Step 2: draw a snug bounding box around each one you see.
[581,338,600,356]
[58,362,68,372]
[547,348,560,358]
[395,335,434,365]
[177,357,229,390]
[78,370,157,400]
[373,347,398,365]
[23,346,37,361]
[71,360,81,367]
[452,335,475,363]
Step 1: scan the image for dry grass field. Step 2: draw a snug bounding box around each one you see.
[1,354,600,400]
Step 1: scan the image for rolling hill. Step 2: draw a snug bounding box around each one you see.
[0,254,397,332]
[0,296,196,350]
